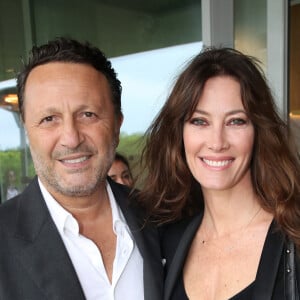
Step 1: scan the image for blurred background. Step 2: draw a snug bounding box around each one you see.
[0,0,299,200]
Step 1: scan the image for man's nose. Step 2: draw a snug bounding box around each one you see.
[59,119,84,149]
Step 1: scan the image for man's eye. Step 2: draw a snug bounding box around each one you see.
[84,112,95,117]
[41,116,54,123]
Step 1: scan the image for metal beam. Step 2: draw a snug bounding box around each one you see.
[266,0,289,120]
[201,0,234,48]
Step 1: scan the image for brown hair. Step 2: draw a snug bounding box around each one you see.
[139,47,300,248]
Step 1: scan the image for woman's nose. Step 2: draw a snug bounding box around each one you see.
[207,127,229,152]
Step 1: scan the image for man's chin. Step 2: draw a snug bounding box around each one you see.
[45,176,95,196]
[55,185,97,197]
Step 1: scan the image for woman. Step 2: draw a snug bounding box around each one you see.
[139,48,300,299]
[108,152,134,187]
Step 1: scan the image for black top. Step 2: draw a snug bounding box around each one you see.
[171,271,254,299]
[162,213,300,300]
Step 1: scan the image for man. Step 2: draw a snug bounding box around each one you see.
[0,38,163,300]
[108,153,134,187]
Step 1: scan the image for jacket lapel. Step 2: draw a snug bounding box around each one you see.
[164,213,203,300]
[252,221,284,300]
[14,178,86,300]
[109,179,164,300]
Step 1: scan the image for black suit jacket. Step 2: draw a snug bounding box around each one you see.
[0,177,163,300]
[160,213,300,300]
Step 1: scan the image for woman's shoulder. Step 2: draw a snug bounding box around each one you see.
[159,216,198,237]
[159,213,203,260]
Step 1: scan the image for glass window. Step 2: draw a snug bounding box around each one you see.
[0,110,22,202]
[289,1,300,151]
[111,42,202,135]
[0,0,202,201]
[234,0,267,69]
[0,0,26,81]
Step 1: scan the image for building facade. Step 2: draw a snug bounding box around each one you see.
[0,0,299,201]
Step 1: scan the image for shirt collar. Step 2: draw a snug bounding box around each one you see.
[39,178,129,237]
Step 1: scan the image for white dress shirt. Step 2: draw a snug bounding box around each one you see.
[39,179,144,300]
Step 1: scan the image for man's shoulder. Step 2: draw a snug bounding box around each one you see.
[108,176,131,193]
[107,177,137,209]
[159,214,202,259]
[160,214,201,237]
[0,193,20,219]
[0,177,41,229]
[0,195,21,241]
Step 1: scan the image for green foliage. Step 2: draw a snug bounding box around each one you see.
[117,133,145,185]
[117,132,145,159]
[0,149,22,186]
[0,149,21,201]
[0,148,35,201]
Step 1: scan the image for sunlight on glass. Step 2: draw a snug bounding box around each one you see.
[0,42,203,149]
[111,41,203,134]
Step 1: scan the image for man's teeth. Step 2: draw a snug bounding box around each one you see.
[203,159,232,167]
[63,156,89,163]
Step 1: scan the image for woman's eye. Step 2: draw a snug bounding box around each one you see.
[228,118,246,125]
[190,118,207,126]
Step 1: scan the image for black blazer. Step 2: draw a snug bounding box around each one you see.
[0,177,163,300]
[160,213,300,300]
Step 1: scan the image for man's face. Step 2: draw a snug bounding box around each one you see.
[23,62,122,199]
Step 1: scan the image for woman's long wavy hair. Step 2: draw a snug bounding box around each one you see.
[138,47,300,248]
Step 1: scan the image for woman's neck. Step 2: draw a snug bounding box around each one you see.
[201,184,263,237]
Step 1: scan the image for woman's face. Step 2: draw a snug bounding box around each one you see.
[108,160,133,187]
[183,75,254,193]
